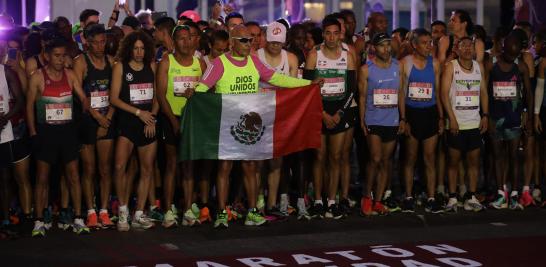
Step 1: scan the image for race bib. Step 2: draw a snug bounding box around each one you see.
[493,81,517,99]
[129,83,153,104]
[45,103,72,124]
[455,91,479,110]
[373,89,398,107]
[90,91,109,109]
[173,76,198,97]
[408,82,433,101]
[321,77,345,97]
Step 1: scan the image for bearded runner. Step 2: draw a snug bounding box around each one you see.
[179,84,322,160]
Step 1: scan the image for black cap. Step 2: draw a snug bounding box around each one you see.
[372,32,391,45]
[122,16,141,30]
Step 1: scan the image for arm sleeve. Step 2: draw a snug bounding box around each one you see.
[268,72,311,88]
[535,78,544,114]
[197,57,224,92]
[302,69,316,80]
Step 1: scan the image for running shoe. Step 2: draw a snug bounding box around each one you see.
[490,194,508,209]
[99,211,115,229]
[43,207,52,230]
[244,208,266,226]
[309,202,325,219]
[532,188,542,203]
[226,206,241,221]
[519,190,535,207]
[73,218,91,235]
[509,194,523,210]
[445,197,458,212]
[434,192,447,209]
[401,197,415,213]
[266,207,287,221]
[191,203,201,219]
[117,208,130,232]
[360,196,374,216]
[199,206,212,224]
[425,198,444,214]
[132,214,154,229]
[325,204,344,219]
[58,209,73,230]
[9,209,20,225]
[86,212,99,229]
[372,201,389,215]
[31,220,46,238]
[182,209,198,226]
[162,210,178,228]
[214,210,228,228]
[383,194,401,212]
[149,207,164,222]
[296,198,311,220]
[464,195,484,212]
[339,198,352,215]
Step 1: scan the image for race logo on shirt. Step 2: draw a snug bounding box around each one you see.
[126,72,134,82]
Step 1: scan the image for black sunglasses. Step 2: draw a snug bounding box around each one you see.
[232,37,253,44]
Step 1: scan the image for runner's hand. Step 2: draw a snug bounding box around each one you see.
[323,113,336,129]
[312,78,324,87]
[361,120,369,136]
[449,119,459,136]
[479,116,488,134]
[138,110,156,126]
[97,116,111,129]
[404,121,411,136]
[170,117,181,135]
[398,121,405,135]
[535,115,542,134]
[96,126,108,139]
[144,124,156,138]
[332,112,341,125]
[183,88,195,99]
[438,118,445,135]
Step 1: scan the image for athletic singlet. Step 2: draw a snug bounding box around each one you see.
[365,59,400,127]
[257,48,290,90]
[36,69,73,125]
[0,65,14,143]
[404,56,436,108]
[488,62,523,128]
[120,62,154,112]
[166,54,202,116]
[1,66,26,140]
[315,45,349,101]
[448,60,482,130]
[83,53,111,116]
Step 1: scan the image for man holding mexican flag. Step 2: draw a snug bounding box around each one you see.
[183,24,323,228]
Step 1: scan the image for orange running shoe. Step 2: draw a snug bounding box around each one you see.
[199,207,212,223]
[372,201,389,215]
[86,212,99,229]
[99,211,114,229]
[360,196,374,216]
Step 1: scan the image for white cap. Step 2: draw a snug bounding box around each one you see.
[266,22,286,43]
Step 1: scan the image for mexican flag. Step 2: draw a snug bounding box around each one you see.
[179,84,322,160]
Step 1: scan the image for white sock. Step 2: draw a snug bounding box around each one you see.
[523,186,530,192]
[314,199,323,205]
[119,205,128,212]
[87,209,96,215]
[503,184,508,192]
[150,205,157,211]
[327,199,336,207]
[99,209,108,214]
[498,190,505,196]
[511,191,518,197]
